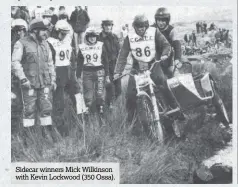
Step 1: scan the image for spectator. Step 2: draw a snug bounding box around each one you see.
[49,7,58,25]
[31,6,44,19]
[203,21,207,34]
[11,6,30,23]
[70,6,90,49]
[98,20,121,107]
[191,30,197,47]
[59,6,66,16]
[59,12,69,22]
[196,22,199,33]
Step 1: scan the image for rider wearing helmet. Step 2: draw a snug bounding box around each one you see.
[154,7,182,77]
[47,20,84,130]
[113,14,173,121]
[77,27,109,114]
[11,19,28,54]
[98,19,121,108]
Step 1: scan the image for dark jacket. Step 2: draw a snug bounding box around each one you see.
[159,25,182,61]
[51,14,58,25]
[98,31,120,73]
[70,9,90,33]
[11,8,30,23]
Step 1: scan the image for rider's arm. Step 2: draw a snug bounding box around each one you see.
[169,28,182,61]
[114,36,130,75]
[101,44,109,76]
[155,28,172,60]
[11,41,26,80]
[76,49,84,78]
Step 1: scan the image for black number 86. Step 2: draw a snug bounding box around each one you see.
[135,46,151,57]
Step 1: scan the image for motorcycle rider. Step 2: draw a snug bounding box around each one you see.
[98,19,121,108]
[11,18,56,139]
[154,7,182,77]
[113,14,174,121]
[47,20,86,129]
[77,28,109,114]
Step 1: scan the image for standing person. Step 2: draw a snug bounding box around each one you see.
[77,28,109,114]
[49,7,58,25]
[11,19,56,138]
[154,7,182,78]
[191,30,197,47]
[203,21,207,34]
[196,22,199,34]
[31,6,44,20]
[11,6,30,23]
[98,19,121,108]
[70,6,90,50]
[47,20,85,135]
[58,6,66,17]
[184,33,191,46]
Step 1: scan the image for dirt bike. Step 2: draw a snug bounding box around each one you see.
[116,60,230,143]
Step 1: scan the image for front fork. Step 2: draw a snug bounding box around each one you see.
[149,84,160,123]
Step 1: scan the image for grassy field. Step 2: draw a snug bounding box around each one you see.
[11,20,233,183]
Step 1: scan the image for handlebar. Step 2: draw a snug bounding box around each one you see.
[113,59,163,81]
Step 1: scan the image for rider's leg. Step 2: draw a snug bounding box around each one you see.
[83,70,94,111]
[126,75,137,123]
[150,61,177,109]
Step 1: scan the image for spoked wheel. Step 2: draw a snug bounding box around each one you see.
[212,82,230,127]
[136,95,164,144]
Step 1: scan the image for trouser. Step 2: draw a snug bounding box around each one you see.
[126,62,176,121]
[21,86,52,127]
[73,32,85,52]
[53,66,84,116]
[106,62,122,105]
[83,68,105,110]
[11,74,23,119]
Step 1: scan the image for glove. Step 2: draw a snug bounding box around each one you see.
[161,55,168,61]
[113,73,120,81]
[20,78,31,89]
[105,76,111,85]
[175,59,183,69]
[51,81,57,91]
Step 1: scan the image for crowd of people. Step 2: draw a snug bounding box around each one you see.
[11,6,186,140]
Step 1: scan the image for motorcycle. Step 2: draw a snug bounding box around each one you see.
[116,60,230,144]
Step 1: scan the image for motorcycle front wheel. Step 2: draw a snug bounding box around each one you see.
[136,95,164,144]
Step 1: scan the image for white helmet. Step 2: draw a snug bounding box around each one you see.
[55,20,70,34]
[11,19,28,31]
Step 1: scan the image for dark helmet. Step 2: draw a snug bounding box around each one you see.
[101,19,114,27]
[85,27,99,43]
[132,14,149,29]
[154,7,171,23]
[29,18,48,31]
